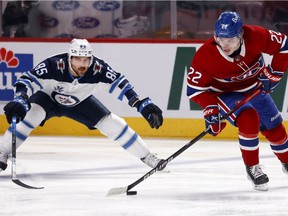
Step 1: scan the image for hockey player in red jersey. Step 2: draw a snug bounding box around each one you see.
[187,11,288,191]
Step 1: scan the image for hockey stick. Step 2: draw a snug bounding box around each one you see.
[11,116,44,189]
[107,87,262,196]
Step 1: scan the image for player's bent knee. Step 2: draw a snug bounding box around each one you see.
[95,113,128,139]
[261,124,287,144]
[236,108,260,134]
[24,103,46,128]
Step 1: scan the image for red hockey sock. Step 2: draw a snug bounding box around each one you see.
[262,124,288,163]
[236,108,260,166]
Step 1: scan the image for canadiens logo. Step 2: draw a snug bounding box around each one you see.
[0,48,19,68]
[231,61,261,81]
[224,57,264,82]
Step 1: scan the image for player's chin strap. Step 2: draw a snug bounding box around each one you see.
[107,86,262,196]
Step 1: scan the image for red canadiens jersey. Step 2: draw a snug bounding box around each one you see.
[187,25,288,108]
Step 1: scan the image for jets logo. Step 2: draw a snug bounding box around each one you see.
[51,91,80,107]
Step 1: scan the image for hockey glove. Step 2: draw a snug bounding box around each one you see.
[258,65,284,93]
[136,97,163,129]
[4,92,31,124]
[203,105,226,136]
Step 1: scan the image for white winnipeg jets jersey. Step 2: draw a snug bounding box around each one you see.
[15,53,136,107]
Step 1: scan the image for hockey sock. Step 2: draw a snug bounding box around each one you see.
[236,108,260,166]
[262,124,288,163]
[0,104,46,155]
[96,113,149,158]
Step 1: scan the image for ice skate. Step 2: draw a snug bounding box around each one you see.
[282,163,288,174]
[0,151,8,172]
[141,153,167,171]
[246,164,269,191]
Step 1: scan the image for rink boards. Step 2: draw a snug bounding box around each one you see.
[0,39,287,139]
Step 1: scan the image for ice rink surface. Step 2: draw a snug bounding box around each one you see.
[0,136,288,216]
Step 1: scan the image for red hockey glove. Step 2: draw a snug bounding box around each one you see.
[258,65,284,93]
[203,105,226,136]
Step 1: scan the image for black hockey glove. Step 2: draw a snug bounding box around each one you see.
[136,97,163,129]
[4,92,31,124]
[258,65,284,93]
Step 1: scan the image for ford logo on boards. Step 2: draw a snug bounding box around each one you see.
[40,16,59,28]
[52,1,80,11]
[93,1,121,11]
[73,17,100,29]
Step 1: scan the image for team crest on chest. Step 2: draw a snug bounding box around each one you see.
[221,56,265,82]
[51,91,80,107]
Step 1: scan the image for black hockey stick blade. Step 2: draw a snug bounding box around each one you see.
[12,178,44,189]
[107,87,262,196]
[11,116,44,189]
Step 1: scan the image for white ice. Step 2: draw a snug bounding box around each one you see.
[1,136,288,216]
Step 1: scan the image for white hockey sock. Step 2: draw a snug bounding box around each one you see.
[0,119,36,155]
[96,113,149,158]
[0,104,45,155]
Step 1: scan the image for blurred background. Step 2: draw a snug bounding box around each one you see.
[1,0,287,39]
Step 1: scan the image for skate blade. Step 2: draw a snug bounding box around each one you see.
[253,183,268,191]
[158,168,170,173]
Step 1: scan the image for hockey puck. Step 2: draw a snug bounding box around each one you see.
[126,191,137,196]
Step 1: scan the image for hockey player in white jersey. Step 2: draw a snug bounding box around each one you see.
[0,38,166,172]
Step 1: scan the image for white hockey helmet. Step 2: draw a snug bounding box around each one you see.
[68,38,93,67]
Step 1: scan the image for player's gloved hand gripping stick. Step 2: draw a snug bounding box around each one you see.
[258,65,284,93]
[107,87,262,196]
[4,92,31,124]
